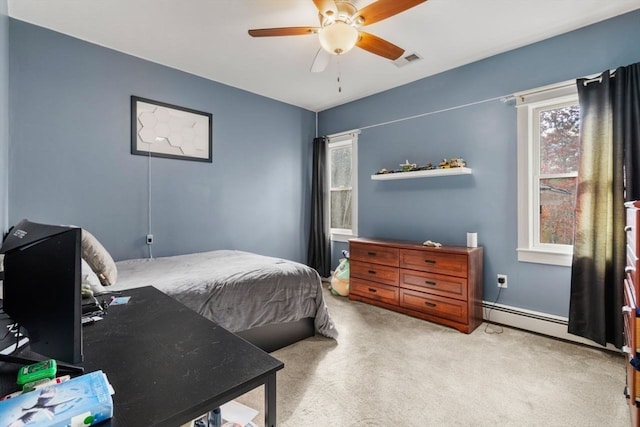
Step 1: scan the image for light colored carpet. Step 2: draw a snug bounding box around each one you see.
[236,285,630,427]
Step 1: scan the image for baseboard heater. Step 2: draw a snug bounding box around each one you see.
[482,301,615,350]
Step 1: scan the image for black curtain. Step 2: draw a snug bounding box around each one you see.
[569,62,640,347]
[621,64,640,200]
[307,136,331,278]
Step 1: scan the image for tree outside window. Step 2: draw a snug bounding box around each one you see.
[330,145,352,230]
[327,133,358,242]
[538,104,580,246]
[516,82,579,266]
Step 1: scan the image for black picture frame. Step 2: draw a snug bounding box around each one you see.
[131,96,212,163]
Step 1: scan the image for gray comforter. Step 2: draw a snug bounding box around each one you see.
[110,250,338,339]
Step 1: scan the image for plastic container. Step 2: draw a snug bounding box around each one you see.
[330,257,350,296]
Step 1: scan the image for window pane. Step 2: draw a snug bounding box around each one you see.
[539,177,576,245]
[539,105,580,174]
[331,189,352,229]
[331,146,351,187]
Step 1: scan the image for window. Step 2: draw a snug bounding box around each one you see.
[516,82,579,266]
[326,130,359,242]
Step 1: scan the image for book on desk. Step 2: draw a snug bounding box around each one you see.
[0,370,114,427]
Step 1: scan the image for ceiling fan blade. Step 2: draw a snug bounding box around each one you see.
[248,27,320,37]
[356,0,427,26]
[313,0,338,19]
[356,32,404,60]
[310,48,331,73]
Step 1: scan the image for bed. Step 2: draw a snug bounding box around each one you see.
[99,250,338,352]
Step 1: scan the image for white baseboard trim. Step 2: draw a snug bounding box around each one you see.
[482,301,617,351]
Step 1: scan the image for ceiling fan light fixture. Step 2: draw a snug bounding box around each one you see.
[318,21,358,55]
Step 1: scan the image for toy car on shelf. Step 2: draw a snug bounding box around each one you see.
[450,157,466,168]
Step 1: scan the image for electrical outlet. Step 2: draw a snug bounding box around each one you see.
[497,274,508,288]
[146,234,154,245]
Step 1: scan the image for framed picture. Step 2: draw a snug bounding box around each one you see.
[131,96,212,162]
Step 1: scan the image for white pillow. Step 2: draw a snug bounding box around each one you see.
[81,229,118,286]
[82,258,106,294]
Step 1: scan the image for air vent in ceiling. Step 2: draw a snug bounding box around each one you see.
[393,52,423,68]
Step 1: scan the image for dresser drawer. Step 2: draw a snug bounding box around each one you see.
[629,353,639,405]
[400,249,467,277]
[399,289,468,324]
[351,261,399,286]
[627,208,638,253]
[627,251,640,296]
[629,359,640,404]
[350,242,399,267]
[629,241,638,266]
[400,269,467,301]
[350,278,399,305]
[624,279,636,352]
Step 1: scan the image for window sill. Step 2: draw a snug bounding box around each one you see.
[517,248,572,267]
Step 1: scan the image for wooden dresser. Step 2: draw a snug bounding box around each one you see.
[624,201,640,426]
[348,237,483,333]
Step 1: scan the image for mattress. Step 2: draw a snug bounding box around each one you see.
[110,250,338,339]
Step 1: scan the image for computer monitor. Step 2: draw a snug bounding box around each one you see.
[1,219,83,365]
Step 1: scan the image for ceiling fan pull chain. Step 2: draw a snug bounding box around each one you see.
[337,56,342,93]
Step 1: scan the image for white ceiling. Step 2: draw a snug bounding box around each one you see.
[7,0,640,112]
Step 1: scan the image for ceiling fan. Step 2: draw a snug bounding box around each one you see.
[248,0,427,72]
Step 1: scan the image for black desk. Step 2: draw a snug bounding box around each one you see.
[1,286,284,426]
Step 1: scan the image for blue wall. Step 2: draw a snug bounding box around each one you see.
[0,0,8,233]
[8,20,316,262]
[319,10,640,318]
[7,10,640,320]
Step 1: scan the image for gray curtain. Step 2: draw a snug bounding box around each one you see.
[569,62,640,347]
[307,136,330,278]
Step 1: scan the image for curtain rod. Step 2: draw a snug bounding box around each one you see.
[514,79,575,100]
[582,70,616,86]
[330,68,617,135]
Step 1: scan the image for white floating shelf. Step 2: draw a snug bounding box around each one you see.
[371,167,472,180]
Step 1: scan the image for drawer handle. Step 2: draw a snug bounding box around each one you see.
[424,302,436,307]
[626,226,633,232]
[368,270,377,275]
[424,260,436,264]
[424,281,437,286]
[368,252,377,256]
[368,288,377,293]
[626,266,635,273]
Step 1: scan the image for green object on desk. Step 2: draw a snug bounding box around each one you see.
[16,359,57,385]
